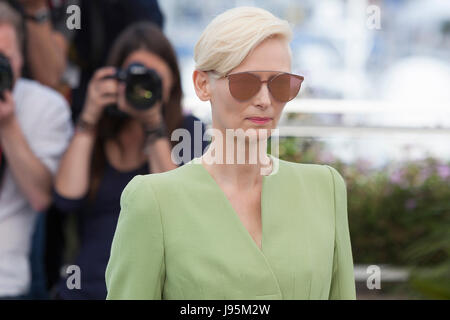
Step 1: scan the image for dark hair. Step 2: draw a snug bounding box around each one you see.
[88,22,184,201]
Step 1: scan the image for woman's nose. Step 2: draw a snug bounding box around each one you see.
[253,82,271,108]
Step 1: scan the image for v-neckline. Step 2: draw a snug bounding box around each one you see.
[189,154,278,253]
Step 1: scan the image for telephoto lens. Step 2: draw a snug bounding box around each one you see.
[116,63,163,110]
[0,52,13,101]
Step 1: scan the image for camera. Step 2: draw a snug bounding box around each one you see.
[0,52,13,101]
[106,62,163,111]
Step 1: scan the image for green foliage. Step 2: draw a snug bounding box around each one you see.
[408,261,450,299]
[272,137,450,299]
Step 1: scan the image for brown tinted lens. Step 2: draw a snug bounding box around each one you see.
[269,73,303,102]
[228,72,261,101]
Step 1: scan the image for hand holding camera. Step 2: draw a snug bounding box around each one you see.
[80,63,165,131]
[80,67,119,126]
[17,0,48,14]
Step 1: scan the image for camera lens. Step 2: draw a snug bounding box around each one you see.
[124,63,162,110]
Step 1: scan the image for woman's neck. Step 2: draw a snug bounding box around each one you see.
[200,139,273,189]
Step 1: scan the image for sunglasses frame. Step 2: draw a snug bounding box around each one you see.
[223,70,304,103]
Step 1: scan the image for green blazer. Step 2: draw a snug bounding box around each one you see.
[105,155,356,300]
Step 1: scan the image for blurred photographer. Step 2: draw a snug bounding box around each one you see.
[70,0,164,122]
[52,22,209,299]
[0,2,72,299]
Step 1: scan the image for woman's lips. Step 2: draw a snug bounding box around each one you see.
[246,117,272,124]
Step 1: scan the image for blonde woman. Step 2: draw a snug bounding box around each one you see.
[105,7,356,300]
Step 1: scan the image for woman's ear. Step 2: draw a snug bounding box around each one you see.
[192,70,212,101]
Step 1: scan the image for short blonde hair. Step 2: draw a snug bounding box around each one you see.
[194,7,292,77]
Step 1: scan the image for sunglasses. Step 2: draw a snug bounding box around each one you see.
[223,71,304,103]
